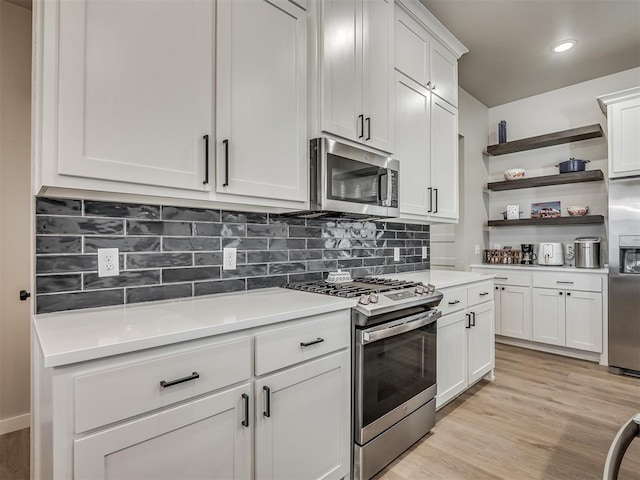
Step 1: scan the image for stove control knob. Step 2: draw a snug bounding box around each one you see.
[426,284,436,294]
[369,293,379,303]
[415,286,425,294]
[358,294,371,305]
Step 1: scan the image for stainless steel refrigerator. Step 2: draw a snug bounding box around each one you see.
[609,176,640,374]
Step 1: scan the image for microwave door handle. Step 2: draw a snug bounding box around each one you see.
[362,311,441,344]
[381,168,393,207]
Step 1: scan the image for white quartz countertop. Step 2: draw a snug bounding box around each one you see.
[383,269,495,288]
[469,264,608,274]
[34,288,354,368]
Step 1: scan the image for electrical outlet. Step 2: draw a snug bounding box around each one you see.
[393,247,400,262]
[223,247,237,270]
[475,244,481,255]
[421,246,428,259]
[98,248,119,277]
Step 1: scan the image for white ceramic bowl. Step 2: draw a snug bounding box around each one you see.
[567,205,589,216]
[503,168,526,181]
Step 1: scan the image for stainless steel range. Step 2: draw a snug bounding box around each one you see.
[283,276,442,480]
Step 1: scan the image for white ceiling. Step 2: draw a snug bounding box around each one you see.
[420,0,640,107]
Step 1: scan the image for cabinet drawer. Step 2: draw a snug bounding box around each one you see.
[533,272,602,292]
[491,271,531,287]
[467,281,494,306]
[438,286,468,316]
[255,311,350,376]
[74,336,251,434]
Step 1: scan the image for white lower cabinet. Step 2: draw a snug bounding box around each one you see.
[499,285,531,340]
[532,288,566,346]
[436,280,495,410]
[74,384,252,480]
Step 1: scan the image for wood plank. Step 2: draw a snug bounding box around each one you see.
[486,124,604,156]
[487,215,605,227]
[375,344,640,480]
[0,428,29,480]
[487,170,604,191]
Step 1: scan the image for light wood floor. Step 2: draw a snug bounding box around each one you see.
[0,427,29,480]
[375,343,640,480]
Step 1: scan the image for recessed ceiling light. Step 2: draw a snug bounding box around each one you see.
[553,40,576,53]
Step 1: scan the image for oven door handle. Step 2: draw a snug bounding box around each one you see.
[362,310,440,344]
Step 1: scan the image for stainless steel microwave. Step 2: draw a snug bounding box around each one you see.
[294,138,399,219]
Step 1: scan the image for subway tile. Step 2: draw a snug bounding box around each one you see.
[247,251,288,264]
[405,255,423,264]
[221,264,268,279]
[288,272,323,283]
[36,289,124,314]
[289,226,322,238]
[406,240,423,248]
[376,230,395,239]
[37,216,124,235]
[353,249,376,258]
[269,238,305,250]
[306,238,337,249]
[268,263,306,275]
[387,240,406,248]
[127,220,192,236]
[269,214,305,225]
[84,270,160,290]
[247,224,288,237]
[397,264,416,273]
[37,255,97,274]
[163,266,220,283]
[194,252,223,266]
[307,260,337,272]
[384,222,406,231]
[222,211,267,224]
[162,206,220,222]
[84,201,159,219]
[396,231,416,240]
[221,238,269,251]
[414,232,430,240]
[247,275,288,290]
[36,274,82,294]
[85,236,160,253]
[415,262,430,270]
[406,224,423,231]
[36,236,82,254]
[127,284,192,304]
[163,237,220,252]
[196,223,246,237]
[126,253,193,269]
[289,249,322,261]
[36,197,81,216]
[194,279,246,296]
[337,258,363,269]
[363,257,386,267]
[323,249,351,259]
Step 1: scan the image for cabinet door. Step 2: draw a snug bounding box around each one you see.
[565,291,603,352]
[532,288,566,346]
[430,40,458,108]
[362,0,394,153]
[500,286,531,340]
[610,97,640,177]
[396,72,431,217]
[74,384,252,480]
[430,98,459,221]
[57,0,213,191]
[320,0,363,143]
[255,351,350,480]
[468,302,495,384]
[436,311,468,409]
[494,285,502,335]
[216,0,307,202]
[394,5,429,86]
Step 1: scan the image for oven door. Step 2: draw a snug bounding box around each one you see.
[354,309,439,445]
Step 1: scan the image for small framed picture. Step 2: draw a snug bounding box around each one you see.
[531,201,561,218]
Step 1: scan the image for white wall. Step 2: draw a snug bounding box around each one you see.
[486,67,640,264]
[0,0,32,433]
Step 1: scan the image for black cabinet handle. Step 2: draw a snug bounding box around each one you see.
[466,313,471,329]
[428,187,433,213]
[567,292,571,296]
[434,188,439,213]
[448,300,460,305]
[358,115,364,139]
[471,311,476,327]
[495,286,499,290]
[222,139,230,187]
[202,135,209,185]
[365,117,371,140]
[19,290,31,301]
[241,393,249,427]
[300,337,324,348]
[479,292,489,296]
[160,372,199,388]
[559,291,563,295]
[263,386,271,418]
[501,287,505,291]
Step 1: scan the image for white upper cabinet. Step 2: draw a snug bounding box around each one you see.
[430,97,458,220]
[55,0,214,192]
[598,87,640,178]
[319,0,394,153]
[216,0,307,203]
[430,40,458,108]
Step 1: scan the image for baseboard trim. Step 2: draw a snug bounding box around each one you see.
[0,413,30,435]
[496,336,601,363]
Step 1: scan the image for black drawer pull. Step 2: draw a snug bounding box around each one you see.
[465,313,471,329]
[471,311,476,327]
[448,300,460,305]
[222,139,230,187]
[300,337,324,348]
[479,292,490,296]
[160,372,199,388]
[241,393,249,427]
[358,115,364,139]
[263,386,271,418]
[365,117,371,140]
[202,134,209,185]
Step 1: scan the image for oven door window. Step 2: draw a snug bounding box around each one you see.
[326,153,384,205]
[360,322,436,428]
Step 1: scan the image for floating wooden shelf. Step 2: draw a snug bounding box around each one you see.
[487,215,605,227]
[487,170,604,191]
[486,124,604,156]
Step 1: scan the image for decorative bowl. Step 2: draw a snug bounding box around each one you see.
[503,168,526,181]
[567,205,589,216]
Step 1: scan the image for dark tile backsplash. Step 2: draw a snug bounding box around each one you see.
[35,197,430,314]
